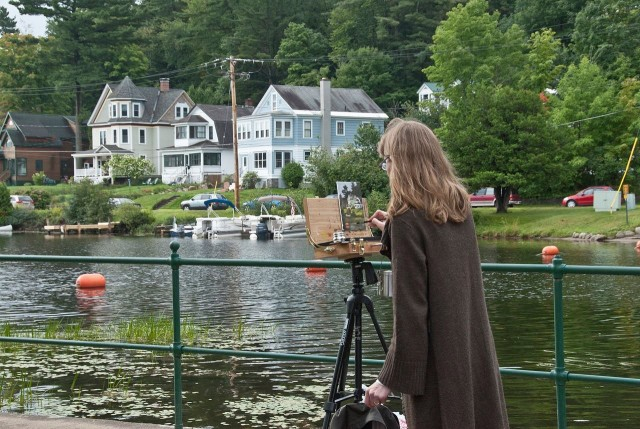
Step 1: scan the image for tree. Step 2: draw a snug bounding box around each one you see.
[0,183,12,223]
[104,155,155,183]
[276,22,331,86]
[334,47,398,106]
[63,179,112,224]
[571,0,640,81]
[305,124,388,197]
[0,34,65,115]
[425,0,568,212]
[281,161,304,188]
[11,0,142,160]
[0,6,18,35]
[549,57,628,188]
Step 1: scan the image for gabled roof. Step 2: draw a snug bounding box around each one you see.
[89,77,193,125]
[271,85,385,114]
[418,82,444,94]
[1,112,76,147]
[187,105,254,145]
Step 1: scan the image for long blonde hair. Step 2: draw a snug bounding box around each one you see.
[378,118,470,224]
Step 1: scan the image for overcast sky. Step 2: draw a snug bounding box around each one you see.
[1,0,47,37]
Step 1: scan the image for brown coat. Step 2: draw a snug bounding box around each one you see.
[377,209,509,428]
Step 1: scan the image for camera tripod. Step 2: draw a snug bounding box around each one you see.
[321,257,390,429]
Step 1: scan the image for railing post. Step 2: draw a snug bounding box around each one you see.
[170,241,183,429]
[552,255,567,429]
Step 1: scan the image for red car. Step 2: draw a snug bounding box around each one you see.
[561,186,614,207]
[470,188,522,207]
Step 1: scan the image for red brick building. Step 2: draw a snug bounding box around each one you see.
[0,112,78,185]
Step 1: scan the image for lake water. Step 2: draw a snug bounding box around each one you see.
[0,234,639,428]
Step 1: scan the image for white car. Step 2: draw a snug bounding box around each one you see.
[10,195,35,210]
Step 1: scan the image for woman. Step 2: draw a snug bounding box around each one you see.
[364,119,509,428]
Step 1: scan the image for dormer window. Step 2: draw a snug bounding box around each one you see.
[175,103,189,119]
[133,103,141,117]
[121,104,128,117]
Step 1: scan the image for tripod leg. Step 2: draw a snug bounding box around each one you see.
[322,309,356,429]
[362,296,389,353]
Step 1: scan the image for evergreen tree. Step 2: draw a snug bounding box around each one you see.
[0,6,18,35]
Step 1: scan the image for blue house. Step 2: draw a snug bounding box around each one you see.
[237,79,387,188]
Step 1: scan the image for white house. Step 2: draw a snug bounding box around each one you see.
[236,79,388,188]
[158,104,253,185]
[75,77,195,183]
[417,82,444,103]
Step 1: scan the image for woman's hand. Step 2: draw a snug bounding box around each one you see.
[367,210,388,230]
[364,380,391,408]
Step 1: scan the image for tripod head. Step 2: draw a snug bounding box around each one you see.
[346,257,378,286]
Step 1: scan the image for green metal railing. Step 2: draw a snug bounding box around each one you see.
[1,241,639,429]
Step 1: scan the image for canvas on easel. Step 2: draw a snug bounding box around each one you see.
[336,181,367,233]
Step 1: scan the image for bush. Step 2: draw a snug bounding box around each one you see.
[7,209,46,230]
[242,171,260,189]
[32,171,46,186]
[24,189,51,210]
[64,179,112,223]
[115,205,156,234]
[282,162,304,188]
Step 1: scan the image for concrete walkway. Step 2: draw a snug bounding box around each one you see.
[0,413,196,429]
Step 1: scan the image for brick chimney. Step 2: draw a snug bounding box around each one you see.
[159,78,170,92]
[244,98,254,107]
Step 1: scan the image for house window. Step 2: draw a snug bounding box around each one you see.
[139,155,146,160]
[189,153,201,166]
[303,120,312,138]
[35,160,43,171]
[209,126,214,140]
[254,152,267,169]
[110,103,117,118]
[274,120,292,138]
[121,129,129,144]
[275,151,291,168]
[336,121,345,136]
[238,122,251,140]
[16,158,27,176]
[163,155,185,167]
[113,129,117,143]
[189,125,206,139]
[304,150,312,161]
[139,129,146,144]
[99,131,107,145]
[242,156,247,168]
[204,153,221,166]
[176,126,187,139]
[271,93,278,111]
[133,103,141,117]
[183,107,188,117]
[121,104,128,117]
[175,103,189,119]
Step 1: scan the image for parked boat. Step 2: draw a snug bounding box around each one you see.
[0,224,13,233]
[237,204,306,240]
[169,218,194,238]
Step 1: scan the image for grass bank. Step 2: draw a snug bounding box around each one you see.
[473,205,640,239]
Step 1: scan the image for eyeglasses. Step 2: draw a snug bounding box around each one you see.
[380,156,391,171]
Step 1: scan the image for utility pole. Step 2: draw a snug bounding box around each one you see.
[230,57,240,209]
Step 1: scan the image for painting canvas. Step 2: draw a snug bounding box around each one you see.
[336,181,367,233]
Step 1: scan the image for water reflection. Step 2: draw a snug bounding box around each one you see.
[0,234,639,428]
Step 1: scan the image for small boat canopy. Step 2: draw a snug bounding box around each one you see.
[202,198,236,210]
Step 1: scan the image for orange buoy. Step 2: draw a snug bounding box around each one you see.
[305,267,327,274]
[541,245,560,256]
[76,273,106,289]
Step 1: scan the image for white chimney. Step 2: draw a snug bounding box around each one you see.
[320,78,332,153]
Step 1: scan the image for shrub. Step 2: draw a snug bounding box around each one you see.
[282,162,304,188]
[24,189,51,210]
[64,179,112,223]
[7,209,46,230]
[115,205,156,233]
[32,171,46,186]
[242,171,260,189]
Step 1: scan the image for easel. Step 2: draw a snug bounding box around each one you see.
[321,256,389,428]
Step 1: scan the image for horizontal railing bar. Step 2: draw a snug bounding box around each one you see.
[2,253,640,276]
[0,336,171,352]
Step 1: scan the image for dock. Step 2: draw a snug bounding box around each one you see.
[44,222,119,235]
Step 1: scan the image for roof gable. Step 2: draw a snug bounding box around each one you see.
[272,85,384,114]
